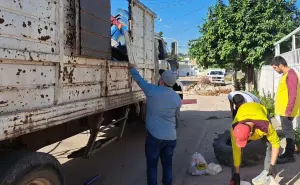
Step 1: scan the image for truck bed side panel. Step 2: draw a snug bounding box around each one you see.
[0,0,156,141]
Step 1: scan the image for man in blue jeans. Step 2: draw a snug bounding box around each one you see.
[128,64,182,185]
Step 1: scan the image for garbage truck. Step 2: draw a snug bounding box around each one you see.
[0,0,178,184]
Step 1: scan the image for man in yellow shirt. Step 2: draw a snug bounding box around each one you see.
[230,96,280,185]
[271,56,300,164]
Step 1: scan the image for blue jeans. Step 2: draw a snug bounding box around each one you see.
[145,132,176,185]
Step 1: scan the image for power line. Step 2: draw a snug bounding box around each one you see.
[145,0,182,4]
[173,7,203,21]
[150,0,195,11]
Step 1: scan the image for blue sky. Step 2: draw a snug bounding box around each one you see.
[112,0,300,54]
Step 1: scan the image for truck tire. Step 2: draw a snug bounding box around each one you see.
[213,130,267,166]
[0,151,64,185]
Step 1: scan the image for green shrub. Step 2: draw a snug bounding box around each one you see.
[250,89,260,98]
[260,92,275,118]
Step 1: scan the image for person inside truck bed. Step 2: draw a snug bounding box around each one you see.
[128,64,182,185]
[228,91,260,118]
[230,97,280,185]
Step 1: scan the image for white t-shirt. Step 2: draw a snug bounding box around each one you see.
[228,91,260,103]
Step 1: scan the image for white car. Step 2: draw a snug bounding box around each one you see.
[207,70,226,85]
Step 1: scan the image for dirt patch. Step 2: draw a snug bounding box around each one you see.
[185,77,232,96]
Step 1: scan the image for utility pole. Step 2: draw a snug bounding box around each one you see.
[162,37,178,60]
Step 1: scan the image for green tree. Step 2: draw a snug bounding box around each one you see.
[189,0,299,90]
[158,31,164,37]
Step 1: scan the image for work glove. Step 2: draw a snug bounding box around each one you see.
[268,164,277,177]
[232,173,240,185]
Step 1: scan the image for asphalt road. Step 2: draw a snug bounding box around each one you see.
[39,95,300,185]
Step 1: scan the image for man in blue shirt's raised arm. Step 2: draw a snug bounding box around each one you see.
[128,64,182,185]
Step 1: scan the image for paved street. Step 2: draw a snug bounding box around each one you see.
[40,95,300,185]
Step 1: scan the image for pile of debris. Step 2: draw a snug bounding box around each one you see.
[185,77,232,96]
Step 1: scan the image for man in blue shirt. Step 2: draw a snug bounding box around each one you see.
[129,64,182,185]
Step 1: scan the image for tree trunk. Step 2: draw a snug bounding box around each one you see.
[245,64,255,91]
[232,68,238,91]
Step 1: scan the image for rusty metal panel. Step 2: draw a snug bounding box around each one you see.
[79,0,111,59]
[61,65,105,84]
[0,0,159,142]
[57,83,102,104]
[0,61,56,113]
[106,62,130,96]
[0,49,59,62]
[0,0,58,54]
[144,13,154,64]
[63,56,106,65]
[145,68,154,81]
[107,88,130,96]
[109,68,129,81]
[108,81,129,91]
[131,5,144,64]
[0,63,55,86]
[0,0,56,21]
[0,91,145,141]
[0,85,55,114]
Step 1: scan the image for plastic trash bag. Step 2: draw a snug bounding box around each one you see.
[240,181,252,185]
[252,170,279,185]
[206,163,222,176]
[188,152,207,176]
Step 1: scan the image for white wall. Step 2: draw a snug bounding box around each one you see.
[178,64,196,77]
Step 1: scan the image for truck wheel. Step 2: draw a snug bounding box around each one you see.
[0,151,64,185]
[213,130,267,166]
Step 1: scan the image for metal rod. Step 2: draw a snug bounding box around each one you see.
[84,114,104,157]
[75,0,81,55]
[118,106,130,139]
[100,117,127,130]
[84,175,100,185]
[128,0,132,36]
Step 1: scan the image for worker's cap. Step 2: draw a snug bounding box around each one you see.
[233,123,250,148]
[161,70,177,87]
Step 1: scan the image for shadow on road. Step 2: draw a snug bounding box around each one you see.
[57,110,231,185]
[50,108,300,185]
[277,162,300,184]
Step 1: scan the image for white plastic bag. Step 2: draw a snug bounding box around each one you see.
[206,163,222,176]
[240,181,252,185]
[252,170,279,185]
[188,152,207,176]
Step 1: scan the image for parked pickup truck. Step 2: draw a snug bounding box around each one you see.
[207,69,226,85]
[0,0,168,184]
